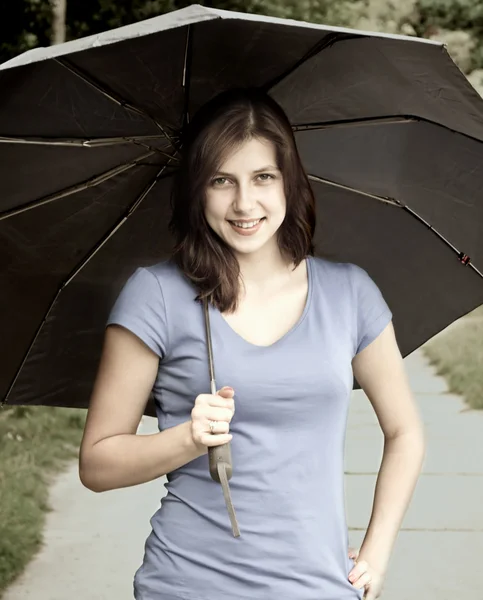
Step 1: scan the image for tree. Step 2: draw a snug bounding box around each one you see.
[417,0,483,72]
[51,0,67,44]
[66,0,176,38]
[0,0,51,64]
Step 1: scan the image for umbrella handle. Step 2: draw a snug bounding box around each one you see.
[208,446,240,537]
[208,442,233,481]
[203,298,240,538]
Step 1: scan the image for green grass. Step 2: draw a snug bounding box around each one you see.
[0,405,86,596]
[422,305,483,410]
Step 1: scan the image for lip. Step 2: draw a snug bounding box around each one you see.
[228,218,265,236]
[227,218,265,223]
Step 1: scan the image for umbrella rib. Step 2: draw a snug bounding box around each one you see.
[0,150,163,221]
[293,114,483,145]
[261,32,358,94]
[62,165,173,288]
[307,174,400,207]
[293,115,417,131]
[399,203,482,279]
[182,24,193,129]
[0,284,65,410]
[0,134,180,162]
[309,174,483,279]
[1,164,173,409]
[54,57,178,152]
[0,134,173,149]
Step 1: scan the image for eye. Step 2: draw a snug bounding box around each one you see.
[257,173,274,181]
[211,177,229,186]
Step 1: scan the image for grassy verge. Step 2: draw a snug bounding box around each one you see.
[0,405,86,596]
[422,305,483,410]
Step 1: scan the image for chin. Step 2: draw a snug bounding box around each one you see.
[230,238,275,256]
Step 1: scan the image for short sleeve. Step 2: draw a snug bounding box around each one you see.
[106,267,168,359]
[349,263,393,356]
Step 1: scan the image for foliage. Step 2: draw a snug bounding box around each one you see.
[0,0,51,64]
[417,0,483,33]
[417,0,483,71]
[1,1,483,96]
[423,306,483,410]
[67,0,176,38]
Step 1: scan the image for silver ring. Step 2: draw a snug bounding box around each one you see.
[209,420,216,434]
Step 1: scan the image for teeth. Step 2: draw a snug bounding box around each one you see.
[231,219,261,229]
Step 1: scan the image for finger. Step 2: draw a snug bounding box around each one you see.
[348,547,359,559]
[204,395,235,410]
[350,570,372,590]
[217,387,235,413]
[207,420,230,435]
[217,386,235,398]
[199,432,233,447]
[348,560,368,585]
[364,588,377,600]
[205,407,234,422]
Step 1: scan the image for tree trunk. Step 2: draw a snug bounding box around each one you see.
[51,0,66,45]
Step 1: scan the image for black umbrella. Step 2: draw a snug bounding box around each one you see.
[1,4,483,418]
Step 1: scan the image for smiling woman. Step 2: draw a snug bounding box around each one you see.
[79,86,424,600]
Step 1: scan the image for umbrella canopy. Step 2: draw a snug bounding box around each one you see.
[1,4,483,416]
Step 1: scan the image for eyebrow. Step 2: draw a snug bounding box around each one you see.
[214,165,279,176]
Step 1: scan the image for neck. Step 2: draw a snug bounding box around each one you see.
[235,244,294,291]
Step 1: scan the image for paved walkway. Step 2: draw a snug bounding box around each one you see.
[3,349,483,600]
[346,349,483,599]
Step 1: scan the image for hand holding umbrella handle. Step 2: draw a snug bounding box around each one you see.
[203,299,241,538]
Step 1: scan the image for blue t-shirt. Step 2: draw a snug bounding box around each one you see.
[106,255,392,600]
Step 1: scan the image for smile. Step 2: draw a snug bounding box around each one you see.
[228,217,266,235]
[230,218,263,229]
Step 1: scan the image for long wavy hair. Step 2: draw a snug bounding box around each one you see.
[169,87,316,313]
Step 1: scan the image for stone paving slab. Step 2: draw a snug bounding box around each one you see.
[346,474,483,530]
[348,530,483,600]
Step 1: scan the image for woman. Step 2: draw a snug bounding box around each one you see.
[79,88,426,600]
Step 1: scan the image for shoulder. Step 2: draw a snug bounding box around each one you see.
[110,258,198,322]
[309,256,375,292]
[308,256,391,356]
[308,255,355,291]
[143,259,183,285]
[142,259,198,301]
[106,259,200,359]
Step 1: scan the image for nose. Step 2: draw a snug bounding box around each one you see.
[233,181,256,214]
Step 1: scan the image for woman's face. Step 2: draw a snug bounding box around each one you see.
[204,137,286,258]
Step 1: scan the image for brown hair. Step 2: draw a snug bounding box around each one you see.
[169,87,316,313]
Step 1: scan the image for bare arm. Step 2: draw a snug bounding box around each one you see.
[350,321,426,576]
[79,325,205,493]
